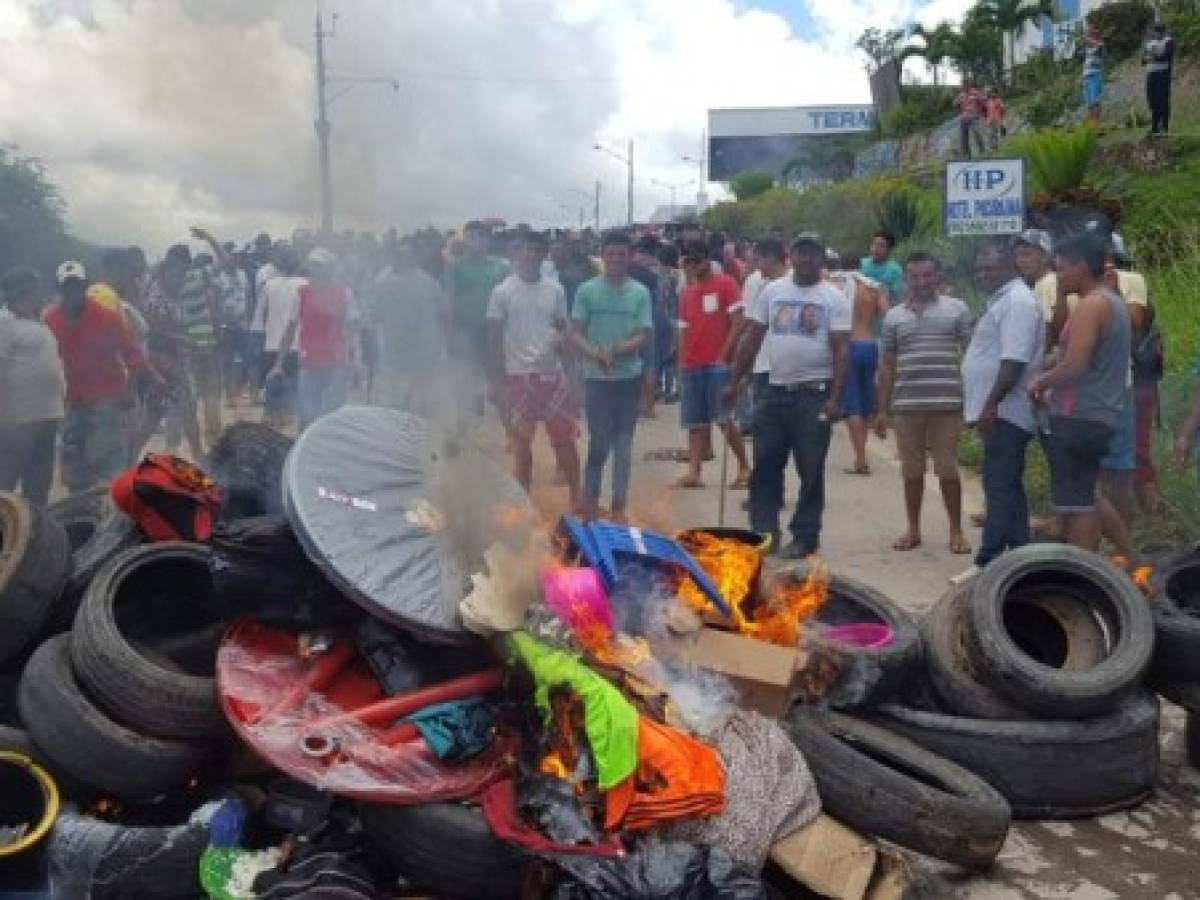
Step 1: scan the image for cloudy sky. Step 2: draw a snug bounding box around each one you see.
[0,0,973,252]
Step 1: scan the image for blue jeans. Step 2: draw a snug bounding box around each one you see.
[298,367,349,430]
[977,419,1032,567]
[748,384,832,552]
[584,377,642,514]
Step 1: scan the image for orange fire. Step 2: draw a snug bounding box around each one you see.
[1112,555,1155,597]
[679,533,829,646]
[540,690,586,789]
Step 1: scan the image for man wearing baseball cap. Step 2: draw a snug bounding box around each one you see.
[43,261,163,493]
[726,233,851,558]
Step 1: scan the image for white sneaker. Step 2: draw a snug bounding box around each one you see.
[949,564,982,586]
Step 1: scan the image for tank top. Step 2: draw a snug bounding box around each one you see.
[1049,288,1129,428]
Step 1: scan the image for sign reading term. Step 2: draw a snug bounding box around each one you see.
[944,158,1025,237]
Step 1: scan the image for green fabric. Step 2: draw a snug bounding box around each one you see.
[571,276,653,381]
[507,631,638,790]
[859,256,904,304]
[449,255,509,328]
[199,846,241,900]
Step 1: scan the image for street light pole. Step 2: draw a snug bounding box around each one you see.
[593,142,634,226]
[650,178,695,217]
[314,13,334,236]
[682,129,709,211]
[595,180,601,232]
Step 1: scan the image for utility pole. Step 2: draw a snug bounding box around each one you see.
[314,13,335,236]
[594,180,601,232]
[682,129,709,212]
[627,139,635,226]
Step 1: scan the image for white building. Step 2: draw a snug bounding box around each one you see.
[1008,0,1124,66]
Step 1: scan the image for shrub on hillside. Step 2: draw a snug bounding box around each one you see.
[1162,0,1200,56]
[1122,159,1200,269]
[1008,125,1098,197]
[881,88,956,139]
[1086,1,1155,63]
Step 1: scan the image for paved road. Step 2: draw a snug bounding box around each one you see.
[510,404,1199,900]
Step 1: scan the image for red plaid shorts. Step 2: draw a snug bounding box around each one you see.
[508,372,578,445]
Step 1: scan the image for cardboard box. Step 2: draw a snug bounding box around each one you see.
[770,814,912,900]
[671,625,807,718]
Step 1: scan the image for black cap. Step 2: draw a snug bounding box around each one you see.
[791,232,824,252]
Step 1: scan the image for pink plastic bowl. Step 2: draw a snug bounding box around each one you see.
[823,623,894,648]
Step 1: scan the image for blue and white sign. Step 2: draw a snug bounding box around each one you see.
[944,158,1026,237]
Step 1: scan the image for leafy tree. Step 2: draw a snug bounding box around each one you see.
[729,170,776,201]
[954,6,1006,84]
[781,136,866,185]
[855,27,909,71]
[1086,1,1155,61]
[0,146,74,277]
[975,0,1056,83]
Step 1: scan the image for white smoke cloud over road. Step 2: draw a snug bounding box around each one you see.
[0,0,971,251]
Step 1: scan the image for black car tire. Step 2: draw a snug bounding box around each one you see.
[18,634,205,799]
[781,563,922,709]
[0,493,71,664]
[867,692,1160,820]
[921,587,1027,719]
[1187,712,1200,769]
[964,545,1153,719]
[786,708,1010,871]
[360,801,523,900]
[71,543,223,741]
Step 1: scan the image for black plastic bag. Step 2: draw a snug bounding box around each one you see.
[209,516,358,628]
[550,840,767,899]
[354,618,492,695]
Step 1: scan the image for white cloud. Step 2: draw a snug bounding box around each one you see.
[0,0,974,253]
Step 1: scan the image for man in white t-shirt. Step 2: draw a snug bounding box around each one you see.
[726,234,851,558]
[488,230,580,509]
[258,246,307,426]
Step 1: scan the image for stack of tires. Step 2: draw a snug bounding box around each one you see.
[1146,545,1200,766]
[873,545,1159,821]
[15,542,224,799]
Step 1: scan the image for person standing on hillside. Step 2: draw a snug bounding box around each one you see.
[569,231,652,523]
[674,241,750,490]
[954,241,1044,585]
[829,254,888,476]
[448,221,510,418]
[954,80,985,157]
[1143,22,1175,137]
[1082,24,1105,124]
[875,253,973,556]
[727,234,850,559]
[985,87,1006,151]
[1030,234,1132,553]
[488,230,581,509]
[860,231,903,305]
[0,267,64,505]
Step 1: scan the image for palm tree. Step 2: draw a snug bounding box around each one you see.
[903,22,963,86]
[975,0,1056,84]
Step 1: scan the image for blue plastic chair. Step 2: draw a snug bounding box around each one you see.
[558,517,731,617]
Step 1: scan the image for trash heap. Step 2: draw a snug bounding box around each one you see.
[0,406,1190,899]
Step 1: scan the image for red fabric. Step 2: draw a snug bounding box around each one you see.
[679,273,742,369]
[956,88,984,119]
[111,453,223,542]
[986,97,1005,123]
[481,779,624,857]
[44,299,146,404]
[297,283,351,369]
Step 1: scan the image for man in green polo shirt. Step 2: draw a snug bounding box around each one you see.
[569,231,652,522]
[860,230,904,305]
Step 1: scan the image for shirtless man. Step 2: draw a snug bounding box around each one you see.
[827,252,889,474]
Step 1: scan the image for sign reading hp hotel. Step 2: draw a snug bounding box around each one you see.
[944,158,1026,237]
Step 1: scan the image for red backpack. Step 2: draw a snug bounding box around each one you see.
[112,453,225,542]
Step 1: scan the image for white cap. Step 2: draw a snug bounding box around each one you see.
[307,247,336,267]
[56,261,86,285]
[1014,229,1052,256]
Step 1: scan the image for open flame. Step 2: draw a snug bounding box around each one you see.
[679,533,829,646]
[539,689,585,789]
[1112,556,1155,597]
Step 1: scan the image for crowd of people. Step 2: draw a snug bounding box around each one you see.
[0,209,1177,585]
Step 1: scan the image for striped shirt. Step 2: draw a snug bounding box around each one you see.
[881,295,971,412]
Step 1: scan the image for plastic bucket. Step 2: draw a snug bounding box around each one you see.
[822,623,894,649]
[0,751,59,858]
[677,527,773,557]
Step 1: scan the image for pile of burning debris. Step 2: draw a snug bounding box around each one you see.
[0,407,1195,899]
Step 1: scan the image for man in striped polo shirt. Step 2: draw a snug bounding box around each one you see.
[875,252,973,555]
